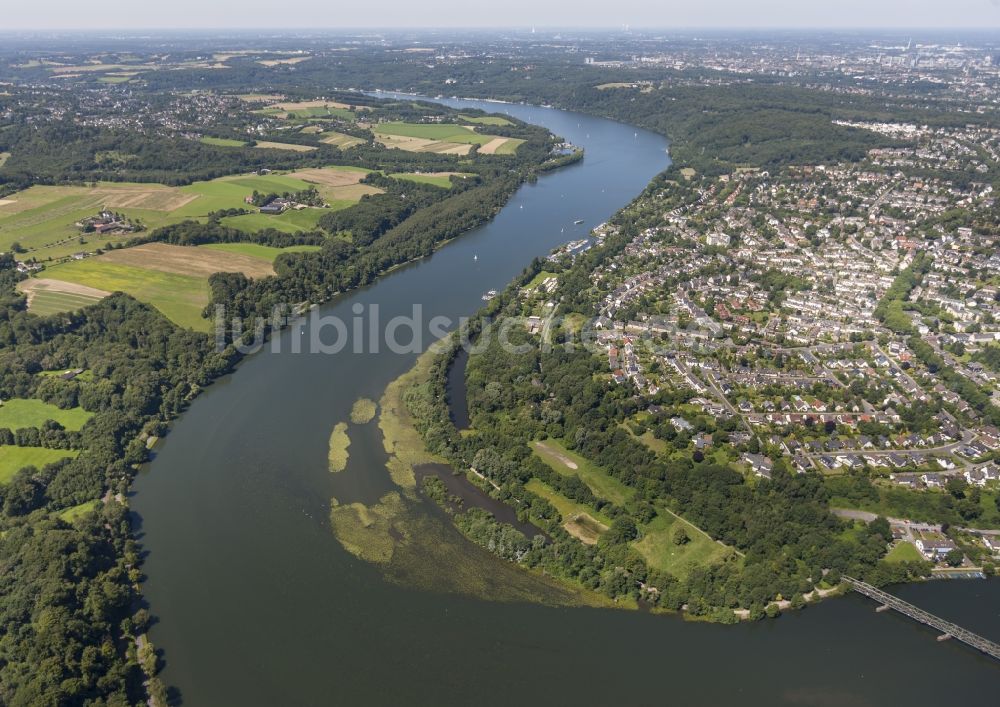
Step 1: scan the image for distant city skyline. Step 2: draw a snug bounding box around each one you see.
[5,1,1000,31]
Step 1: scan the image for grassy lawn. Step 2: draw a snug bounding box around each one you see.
[0,446,79,484]
[389,172,467,189]
[459,114,514,126]
[525,270,558,290]
[885,541,925,564]
[219,208,333,234]
[492,138,525,155]
[632,509,735,580]
[199,136,247,147]
[58,499,101,522]
[525,478,610,545]
[374,122,495,144]
[530,439,634,506]
[43,260,210,331]
[0,399,92,430]
[200,243,321,261]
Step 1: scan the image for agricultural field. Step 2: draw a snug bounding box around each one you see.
[258,100,357,121]
[39,259,211,330]
[459,114,514,126]
[0,446,80,484]
[257,56,311,67]
[388,172,470,189]
[320,131,365,149]
[200,136,247,147]
[100,243,276,278]
[0,168,376,257]
[0,399,93,430]
[531,439,634,506]
[253,141,317,152]
[373,122,522,156]
[525,478,611,545]
[35,243,281,329]
[0,152,10,167]
[632,509,736,580]
[200,243,322,261]
[17,279,109,316]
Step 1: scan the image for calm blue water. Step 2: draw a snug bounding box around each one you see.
[132,97,998,706]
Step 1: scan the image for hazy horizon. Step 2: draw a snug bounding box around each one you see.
[5,1,1000,31]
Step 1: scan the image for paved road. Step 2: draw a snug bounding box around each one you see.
[831,507,1000,536]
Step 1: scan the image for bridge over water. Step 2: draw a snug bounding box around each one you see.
[844,576,1000,661]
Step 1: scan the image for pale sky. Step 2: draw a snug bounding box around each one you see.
[3,0,1000,30]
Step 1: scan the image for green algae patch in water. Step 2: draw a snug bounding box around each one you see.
[350,398,378,424]
[328,422,350,473]
[330,491,409,564]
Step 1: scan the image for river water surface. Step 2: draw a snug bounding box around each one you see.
[132,96,999,706]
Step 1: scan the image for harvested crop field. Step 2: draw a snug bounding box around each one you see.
[99,243,276,278]
[286,167,371,187]
[375,133,472,155]
[254,141,317,152]
[320,131,365,149]
[271,99,351,111]
[17,278,110,315]
[478,137,524,155]
[97,187,199,211]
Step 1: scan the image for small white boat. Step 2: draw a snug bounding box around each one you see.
[574,219,584,225]
[473,254,478,261]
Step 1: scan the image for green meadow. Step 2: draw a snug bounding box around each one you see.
[200,243,322,261]
[531,439,634,506]
[58,499,101,522]
[0,399,92,430]
[885,541,924,564]
[389,173,465,189]
[375,122,497,145]
[459,114,514,126]
[199,136,248,147]
[0,446,80,484]
[42,260,210,331]
[632,508,736,580]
